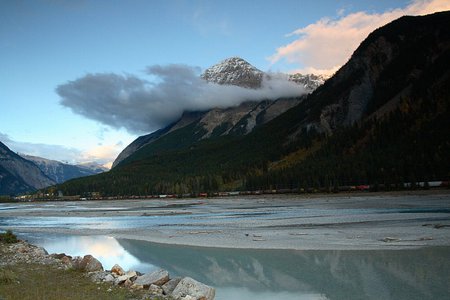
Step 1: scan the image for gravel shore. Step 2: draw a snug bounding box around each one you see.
[1,191,449,250]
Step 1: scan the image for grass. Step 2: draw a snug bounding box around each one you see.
[0,263,145,300]
[1,262,160,300]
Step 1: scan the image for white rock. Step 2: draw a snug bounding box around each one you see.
[172,277,215,300]
[134,269,169,287]
[111,264,125,276]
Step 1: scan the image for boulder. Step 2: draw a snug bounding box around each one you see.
[111,264,125,276]
[116,275,129,285]
[104,274,115,282]
[172,277,215,300]
[134,269,169,288]
[72,255,103,272]
[162,277,182,295]
[123,279,133,287]
[125,270,138,281]
[115,270,138,285]
[149,284,164,295]
[61,256,73,267]
[88,271,109,282]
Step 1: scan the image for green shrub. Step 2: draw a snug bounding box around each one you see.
[0,230,18,244]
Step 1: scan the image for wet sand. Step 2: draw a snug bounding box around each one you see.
[1,191,450,250]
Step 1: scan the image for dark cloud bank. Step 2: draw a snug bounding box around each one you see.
[57,64,306,134]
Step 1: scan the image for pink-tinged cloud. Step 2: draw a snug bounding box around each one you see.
[269,0,450,76]
[81,143,124,169]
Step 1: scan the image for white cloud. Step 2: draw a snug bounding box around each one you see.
[57,65,306,134]
[80,143,124,169]
[269,0,450,75]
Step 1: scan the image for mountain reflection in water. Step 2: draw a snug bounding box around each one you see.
[117,239,449,300]
[24,234,449,300]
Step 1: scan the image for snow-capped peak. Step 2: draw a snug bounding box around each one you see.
[201,57,264,88]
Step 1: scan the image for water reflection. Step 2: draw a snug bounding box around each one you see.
[22,234,155,272]
[22,234,450,300]
[117,239,450,300]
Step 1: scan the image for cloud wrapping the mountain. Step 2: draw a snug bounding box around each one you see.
[269,0,450,75]
[57,65,305,134]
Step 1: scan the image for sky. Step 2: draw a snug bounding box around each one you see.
[1,0,449,168]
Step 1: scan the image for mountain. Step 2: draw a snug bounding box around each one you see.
[112,58,322,167]
[201,57,264,88]
[57,11,450,196]
[22,155,107,184]
[0,142,55,195]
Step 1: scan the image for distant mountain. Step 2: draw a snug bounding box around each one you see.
[22,155,107,184]
[112,57,322,167]
[58,11,450,196]
[0,142,55,195]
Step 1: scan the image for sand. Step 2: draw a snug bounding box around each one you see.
[1,191,449,250]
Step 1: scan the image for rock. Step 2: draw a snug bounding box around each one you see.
[125,270,137,281]
[172,277,215,300]
[111,263,125,276]
[123,279,133,288]
[88,271,109,282]
[380,237,400,243]
[134,269,169,288]
[149,284,164,295]
[104,274,115,282]
[72,255,103,272]
[162,277,182,295]
[115,270,138,285]
[131,283,144,290]
[34,246,48,256]
[116,275,129,284]
[50,253,67,259]
[61,256,73,267]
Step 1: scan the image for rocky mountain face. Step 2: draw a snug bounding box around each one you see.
[0,142,55,195]
[112,58,322,167]
[294,11,450,136]
[23,155,107,184]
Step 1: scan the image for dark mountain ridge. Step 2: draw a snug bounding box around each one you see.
[0,142,55,195]
[57,11,450,196]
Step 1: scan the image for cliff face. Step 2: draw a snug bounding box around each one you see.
[304,12,450,135]
[0,142,55,195]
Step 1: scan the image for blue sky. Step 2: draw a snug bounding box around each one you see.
[1,0,447,167]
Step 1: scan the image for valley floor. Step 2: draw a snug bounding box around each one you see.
[1,190,450,250]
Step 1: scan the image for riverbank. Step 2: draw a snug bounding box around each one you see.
[1,191,449,250]
[0,237,215,300]
[0,239,146,299]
